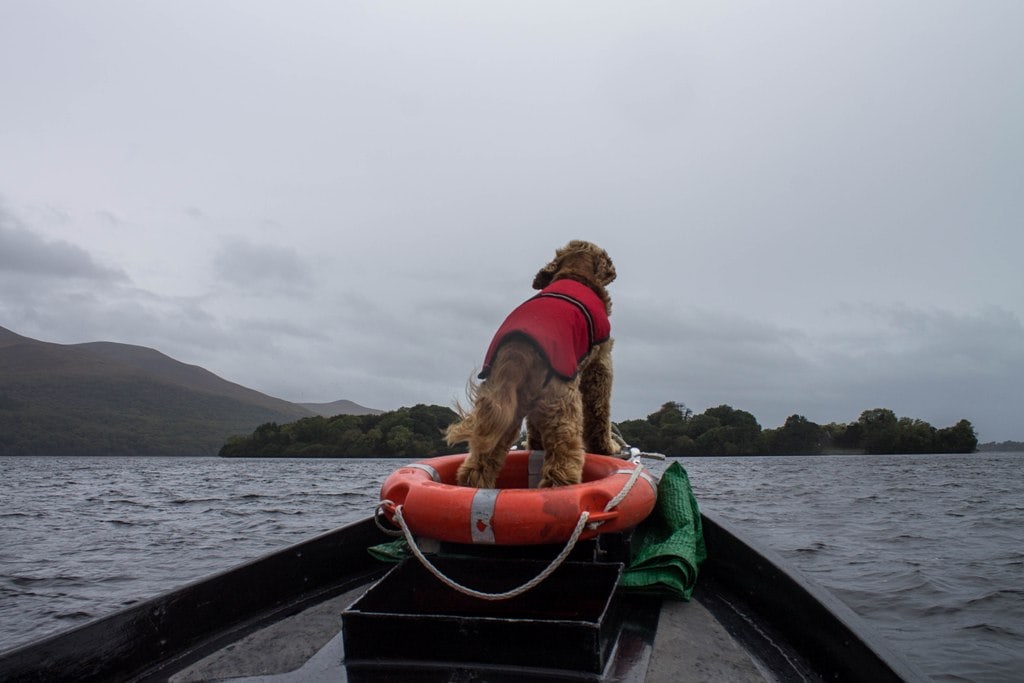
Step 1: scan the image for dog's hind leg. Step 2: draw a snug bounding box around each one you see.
[454,380,524,489]
[458,421,521,488]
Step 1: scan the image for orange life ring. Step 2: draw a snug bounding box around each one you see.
[378,451,658,545]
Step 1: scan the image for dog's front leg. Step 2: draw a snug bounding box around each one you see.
[580,340,617,455]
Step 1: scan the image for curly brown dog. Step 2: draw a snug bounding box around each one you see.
[445,240,618,488]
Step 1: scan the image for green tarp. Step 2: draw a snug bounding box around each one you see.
[367,536,410,563]
[619,461,706,600]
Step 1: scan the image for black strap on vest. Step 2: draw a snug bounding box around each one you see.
[533,290,596,388]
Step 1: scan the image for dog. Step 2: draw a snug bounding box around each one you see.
[445,240,618,488]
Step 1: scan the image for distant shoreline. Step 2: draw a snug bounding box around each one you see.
[4,450,1023,459]
[978,441,1024,452]
[222,450,1024,460]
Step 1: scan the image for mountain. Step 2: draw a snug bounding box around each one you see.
[0,326,379,456]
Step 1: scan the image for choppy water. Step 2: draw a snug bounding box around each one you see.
[1,453,1021,682]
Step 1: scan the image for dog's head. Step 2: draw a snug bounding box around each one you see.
[532,240,616,312]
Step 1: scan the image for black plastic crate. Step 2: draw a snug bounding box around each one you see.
[342,557,624,674]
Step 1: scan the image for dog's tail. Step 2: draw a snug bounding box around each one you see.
[444,380,482,447]
[445,372,522,455]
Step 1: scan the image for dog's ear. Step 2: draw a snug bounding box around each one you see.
[533,259,559,289]
[533,243,572,289]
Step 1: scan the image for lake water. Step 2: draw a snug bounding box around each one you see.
[1,453,1021,682]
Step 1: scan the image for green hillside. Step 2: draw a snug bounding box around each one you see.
[0,326,373,456]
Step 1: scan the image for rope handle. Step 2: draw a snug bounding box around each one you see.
[392,503,590,601]
[374,501,405,537]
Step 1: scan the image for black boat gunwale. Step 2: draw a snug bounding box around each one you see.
[0,512,930,682]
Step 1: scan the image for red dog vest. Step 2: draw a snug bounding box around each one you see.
[480,279,611,381]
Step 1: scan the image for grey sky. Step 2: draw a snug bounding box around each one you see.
[1,2,1021,441]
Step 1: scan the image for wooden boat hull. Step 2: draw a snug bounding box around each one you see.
[0,512,929,682]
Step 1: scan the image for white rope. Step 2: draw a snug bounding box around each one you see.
[606,461,646,512]
[374,500,404,537]
[392,504,591,601]
[633,450,667,461]
[610,423,636,459]
[582,457,648,530]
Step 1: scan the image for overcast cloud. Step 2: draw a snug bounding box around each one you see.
[1,2,1021,441]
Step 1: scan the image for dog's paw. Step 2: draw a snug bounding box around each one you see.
[457,464,496,489]
[538,473,582,488]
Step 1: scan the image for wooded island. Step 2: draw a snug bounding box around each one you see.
[219,402,978,458]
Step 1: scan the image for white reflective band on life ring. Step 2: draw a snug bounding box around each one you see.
[407,463,441,482]
[470,488,499,544]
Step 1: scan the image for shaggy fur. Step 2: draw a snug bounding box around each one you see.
[445,240,617,488]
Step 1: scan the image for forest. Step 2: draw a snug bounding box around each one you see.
[615,403,977,456]
[219,404,463,458]
[219,401,978,458]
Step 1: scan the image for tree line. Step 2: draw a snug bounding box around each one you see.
[219,404,463,458]
[977,440,1024,452]
[220,401,978,458]
[615,403,978,456]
